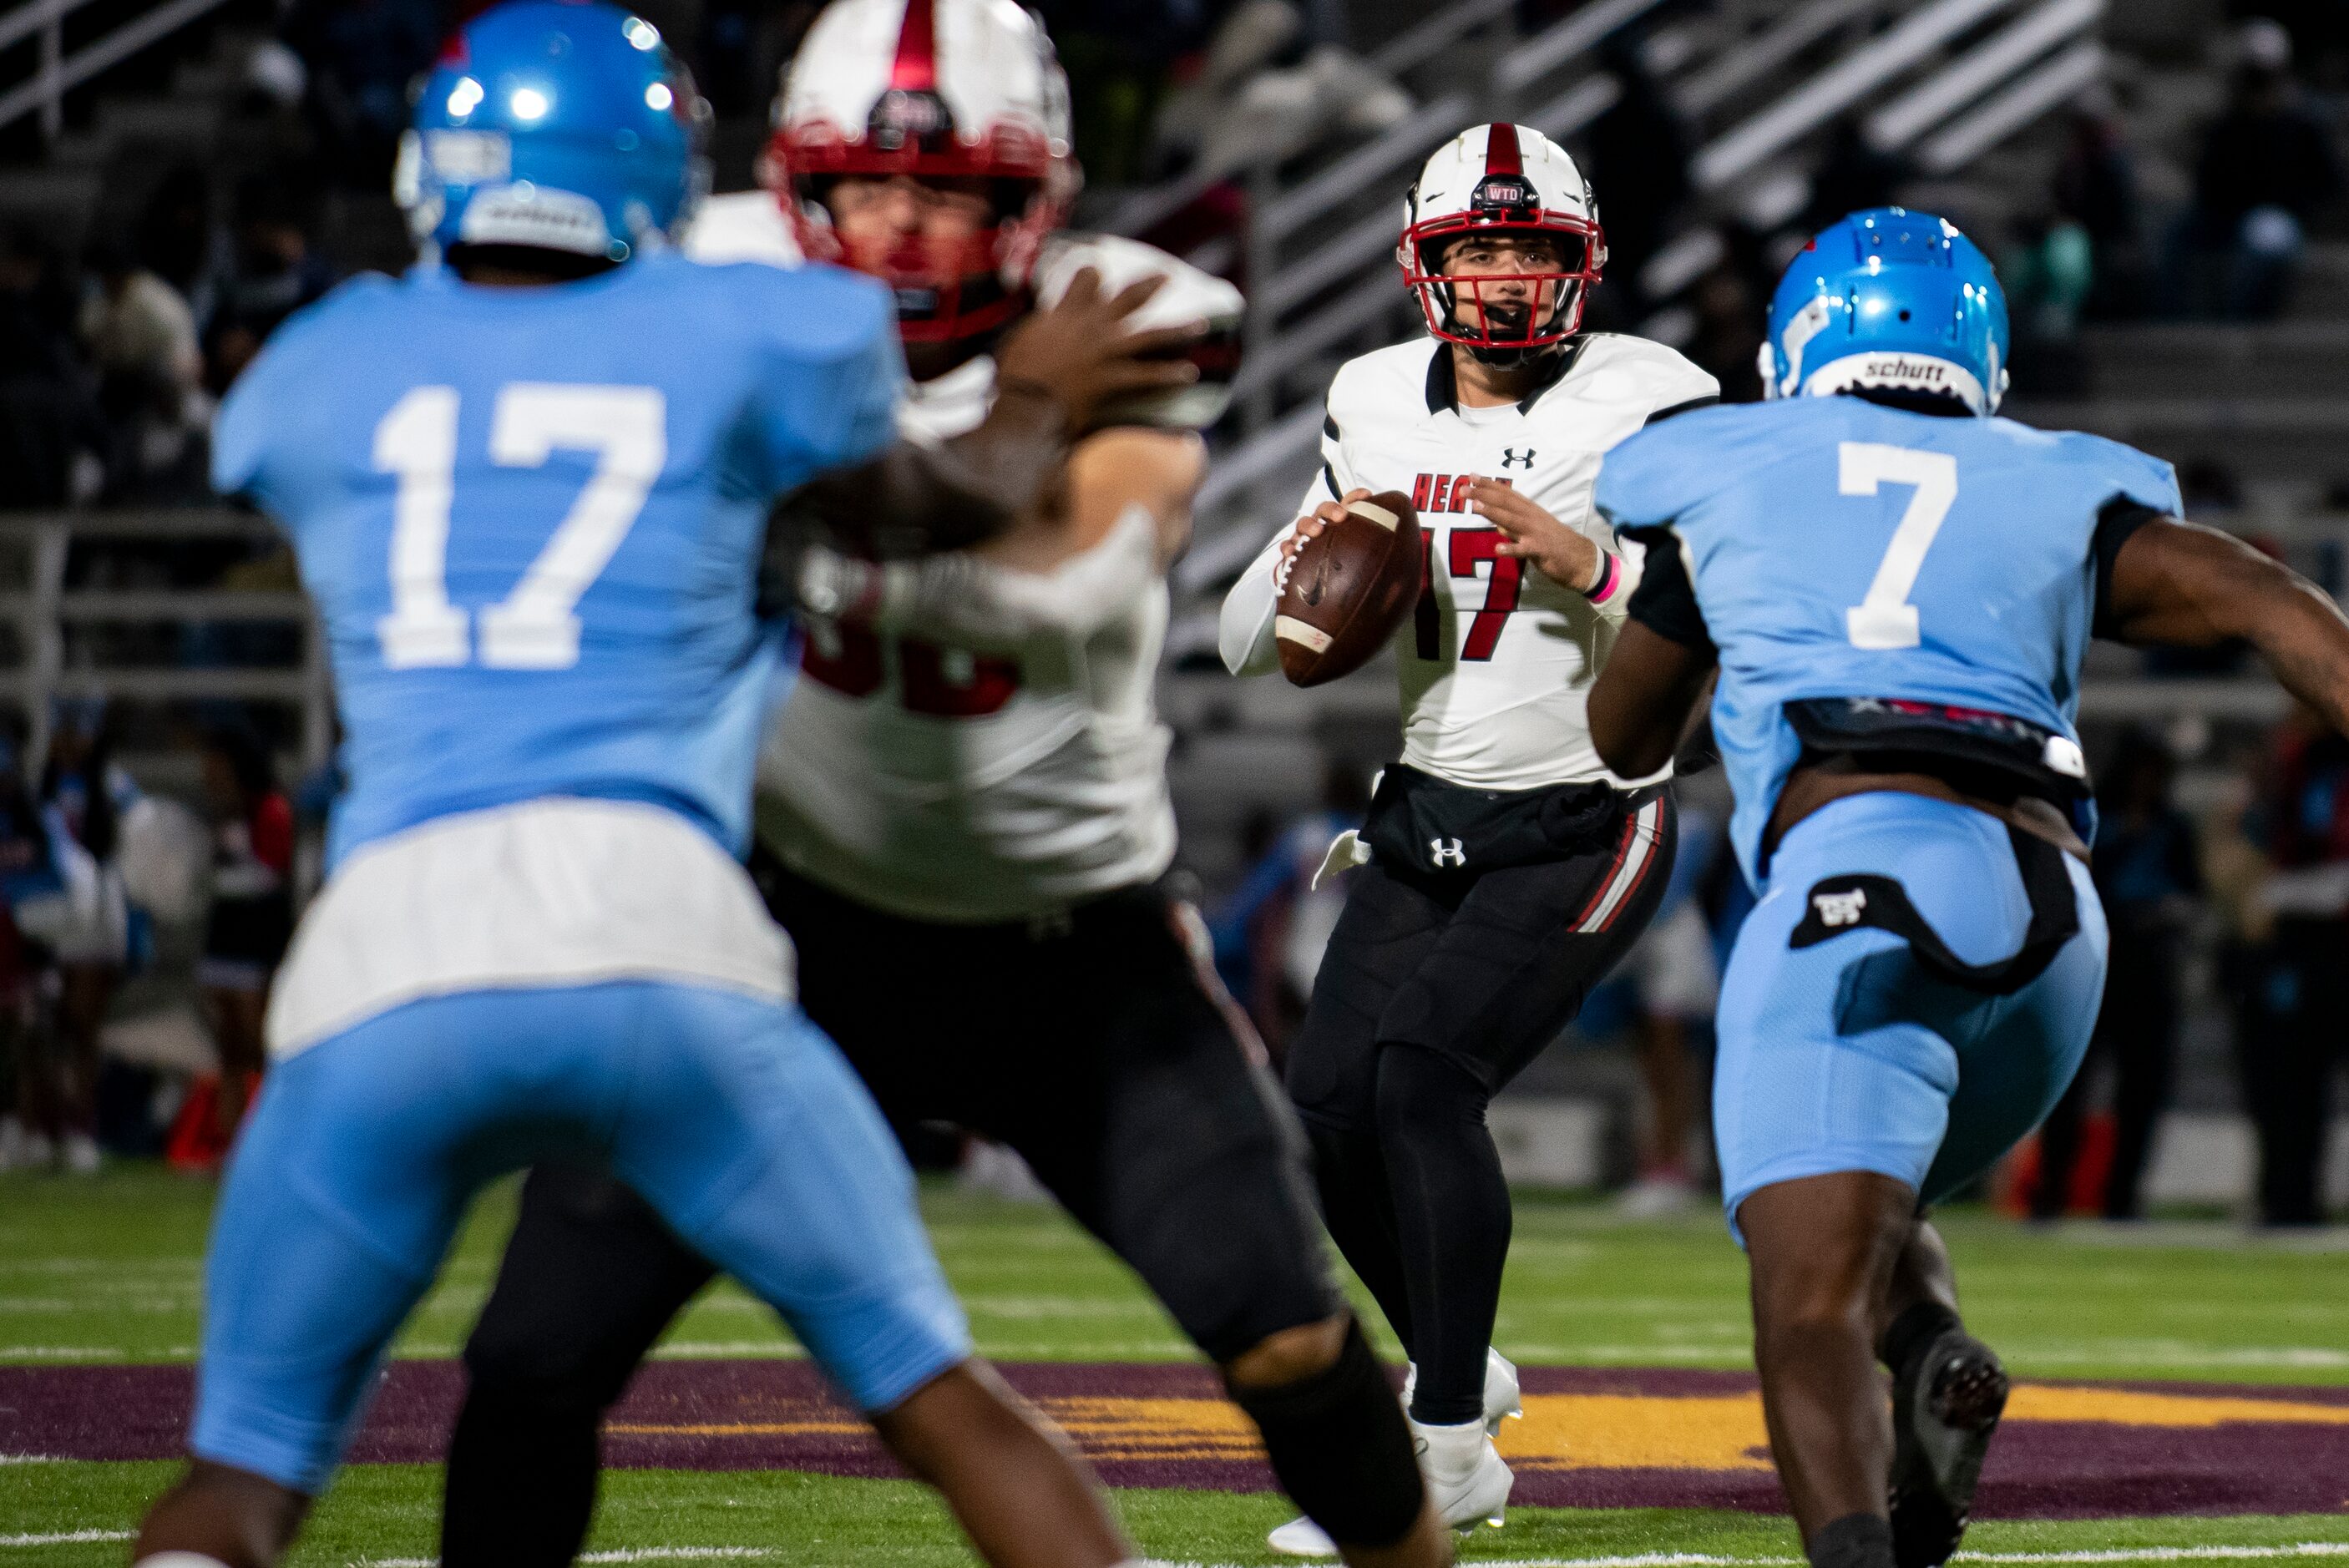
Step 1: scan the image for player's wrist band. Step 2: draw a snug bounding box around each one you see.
[1583,549,1623,604]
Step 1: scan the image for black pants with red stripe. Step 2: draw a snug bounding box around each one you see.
[1287,786,1675,1426]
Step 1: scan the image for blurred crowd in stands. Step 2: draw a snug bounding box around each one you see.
[2,0,2346,1216]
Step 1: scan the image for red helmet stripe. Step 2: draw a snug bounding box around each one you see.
[889,0,939,90]
[1483,121,1523,178]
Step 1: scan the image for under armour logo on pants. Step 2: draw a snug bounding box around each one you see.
[1429,837,1466,868]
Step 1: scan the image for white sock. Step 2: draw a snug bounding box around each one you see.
[134,1555,234,1567]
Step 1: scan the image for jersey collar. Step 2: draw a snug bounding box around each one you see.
[1422,336,1591,417]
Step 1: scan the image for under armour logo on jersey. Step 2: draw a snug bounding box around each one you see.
[1814,888,1868,928]
[1430,837,1467,868]
[1500,448,1536,469]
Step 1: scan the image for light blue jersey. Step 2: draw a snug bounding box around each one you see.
[195,252,977,1500]
[214,250,904,867]
[1597,395,2179,886]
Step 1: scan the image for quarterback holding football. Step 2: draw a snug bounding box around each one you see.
[1223,120,1719,1553]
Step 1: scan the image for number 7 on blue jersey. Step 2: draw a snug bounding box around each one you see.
[1840,441,1957,651]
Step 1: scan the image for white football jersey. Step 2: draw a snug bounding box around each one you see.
[1223,334,1718,792]
[749,229,1232,923]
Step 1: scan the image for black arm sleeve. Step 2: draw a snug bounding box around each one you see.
[2090,494,2167,640]
[1645,394,1720,426]
[1621,524,1715,652]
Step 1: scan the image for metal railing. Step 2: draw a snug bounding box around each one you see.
[1183,0,2114,578]
[0,513,332,774]
[0,0,237,137]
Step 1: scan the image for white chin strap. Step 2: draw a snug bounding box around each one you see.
[1800,350,2000,415]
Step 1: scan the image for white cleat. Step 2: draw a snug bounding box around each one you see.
[1264,1346,1524,1556]
[1266,1516,1339,1557]
[1401,1346,1522,1435]
[63,1132,101,1176]
[1412,1415,1514,1533]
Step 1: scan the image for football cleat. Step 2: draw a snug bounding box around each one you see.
[1267,1348,1522,1555]
[1888,1326,2010,1568]
[1413,1415,1514,1534]
[1402,1346,1523,1437]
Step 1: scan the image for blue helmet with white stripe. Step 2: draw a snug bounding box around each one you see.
[1760,207,2009,415]
[396,0,709,265]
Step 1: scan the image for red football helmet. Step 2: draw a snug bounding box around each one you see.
[766,0,1078,346]
[1398,122,1606,358]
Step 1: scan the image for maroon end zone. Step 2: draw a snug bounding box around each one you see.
[4,1360,2346,1518]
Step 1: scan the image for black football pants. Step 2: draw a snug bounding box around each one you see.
[1287,793,1676,1426]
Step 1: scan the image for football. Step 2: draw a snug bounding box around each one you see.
[1274,490,1424,687]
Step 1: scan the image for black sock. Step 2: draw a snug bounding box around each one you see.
[1879,1301,1964,1376]
[1374,1044,1509,1427]
[1303,1120,1417,1348]
[1227,1318,1426,1548]
[1811,1513,1896,1568]
[442,1388,602,1568]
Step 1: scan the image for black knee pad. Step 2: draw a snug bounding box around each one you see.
[1226,1318,1425,1549]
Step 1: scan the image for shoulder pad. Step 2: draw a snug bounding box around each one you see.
[1036,233,1242,334]
[1036,234,1244,431]
[1567,334,1722,413]
[2052,428,2182,514]
[1325,338,1441,427]
[683,190,802,269]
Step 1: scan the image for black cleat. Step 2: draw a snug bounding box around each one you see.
[1887,1328,2009,1568]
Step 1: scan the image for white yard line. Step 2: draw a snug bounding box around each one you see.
[1251,1550,2349,1568]
[359,1551,774,1565]
[0,1530,134,1547]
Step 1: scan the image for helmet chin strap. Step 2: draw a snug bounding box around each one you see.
[1450,282,1576,367]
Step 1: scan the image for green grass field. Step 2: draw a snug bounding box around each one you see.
[3,1166,2346,1567]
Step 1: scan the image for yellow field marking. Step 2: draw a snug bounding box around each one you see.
[601,1384,2349,1474]
[1504,1396,1772,1473]
[2006,1387,2349,1427]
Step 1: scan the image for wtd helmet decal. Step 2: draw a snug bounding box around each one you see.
[1397,123,1606,362]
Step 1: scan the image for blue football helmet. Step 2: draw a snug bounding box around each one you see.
[396,0,709,264]
[1760,207,2010,415]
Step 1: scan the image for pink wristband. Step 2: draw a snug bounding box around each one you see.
[1585,549,1623,604]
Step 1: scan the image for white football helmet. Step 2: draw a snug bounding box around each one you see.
[767,0,1078,345]
[1398,123,1606,359]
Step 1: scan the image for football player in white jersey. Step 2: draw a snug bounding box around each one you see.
[438,6,1449,1567]
[1222,123,1719,1553]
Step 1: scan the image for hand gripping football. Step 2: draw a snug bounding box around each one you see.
[1275,491,1423,687]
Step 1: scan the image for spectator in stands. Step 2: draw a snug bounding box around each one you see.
[1586,31,1693,318]
[1211,759,1369,1063]
[1800,118,1911,238]
[1616,789,1726,1216]
[1148,0,1408,181]
[196,724,294,1145]
[2230,705,2349,1225]
[0,225,107,512]
[281,0,447,185]
[1683,225,1769,402]
[204,178,334,395]
[2053,88,2148,319]
[0,730,58,1171]
[134,164,233,336]
[80,237,211,505]
[2033,729,2202,1222]
[8,704,139,1176]
[2178,18,2342,319]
